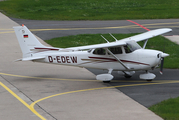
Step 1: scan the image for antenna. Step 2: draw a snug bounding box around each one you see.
[101,35,109,43]
[109,33,118,42]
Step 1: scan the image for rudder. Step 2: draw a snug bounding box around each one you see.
[13,25,45,58]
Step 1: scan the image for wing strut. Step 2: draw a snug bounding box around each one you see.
[143,39,148,49]
[101,35,109,43]
[109,33,118,42]
[106,48,130,70]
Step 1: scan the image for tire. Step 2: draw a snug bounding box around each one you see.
[103,81,111,83]
[124,75,132,78]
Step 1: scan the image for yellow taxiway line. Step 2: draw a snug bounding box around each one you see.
[0,72,95,82]
[31,80,179,106]
[0,80,46,120]
[0,20,178,119]
[30,80,179,119]
[0,21,179,34]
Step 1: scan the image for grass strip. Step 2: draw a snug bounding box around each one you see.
[149,97,179,120]
[0,0,179,20]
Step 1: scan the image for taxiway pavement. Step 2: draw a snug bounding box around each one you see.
[11,18,179,40]
[11,17,179,108]
[0,12,165,120]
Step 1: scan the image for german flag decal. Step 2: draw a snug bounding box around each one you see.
[23,35,28,38]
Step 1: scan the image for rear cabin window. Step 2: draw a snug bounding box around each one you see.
[93,48,106,55]
[93,47,123,55]
[108,47,122,54]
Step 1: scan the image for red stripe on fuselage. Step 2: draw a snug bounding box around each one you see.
[88,56,149,66]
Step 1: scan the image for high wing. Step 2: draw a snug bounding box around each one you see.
[67,28,172,51]
[122,28,172,42]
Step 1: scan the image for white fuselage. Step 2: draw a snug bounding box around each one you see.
[33,48,162,71]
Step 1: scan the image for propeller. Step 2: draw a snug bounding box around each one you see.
[160,57,164,74]
[159,53,169,74]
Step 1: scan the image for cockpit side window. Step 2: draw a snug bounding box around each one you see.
[124,45,132,53]
[93,48,106,55]
[108,47,122,54]
[124,40,141,53]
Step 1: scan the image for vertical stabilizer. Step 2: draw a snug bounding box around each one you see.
[13,25,45,58]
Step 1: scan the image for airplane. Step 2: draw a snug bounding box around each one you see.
[13,24,172,83]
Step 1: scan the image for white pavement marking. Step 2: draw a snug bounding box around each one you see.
[164,35,179,45]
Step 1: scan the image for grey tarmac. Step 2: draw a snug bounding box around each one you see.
[1,12,179,120]
[11,18,179,40]
[11,17,179,108]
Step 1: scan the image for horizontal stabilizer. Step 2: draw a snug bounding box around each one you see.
[15,56,45,62]
[30,47,60,52]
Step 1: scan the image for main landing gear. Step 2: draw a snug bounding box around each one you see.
[96,69,156,83]
[96,69,113,83]
[139,71,156,81]
[103,81,111,83]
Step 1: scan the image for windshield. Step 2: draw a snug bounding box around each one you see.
[126,40,141,52]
